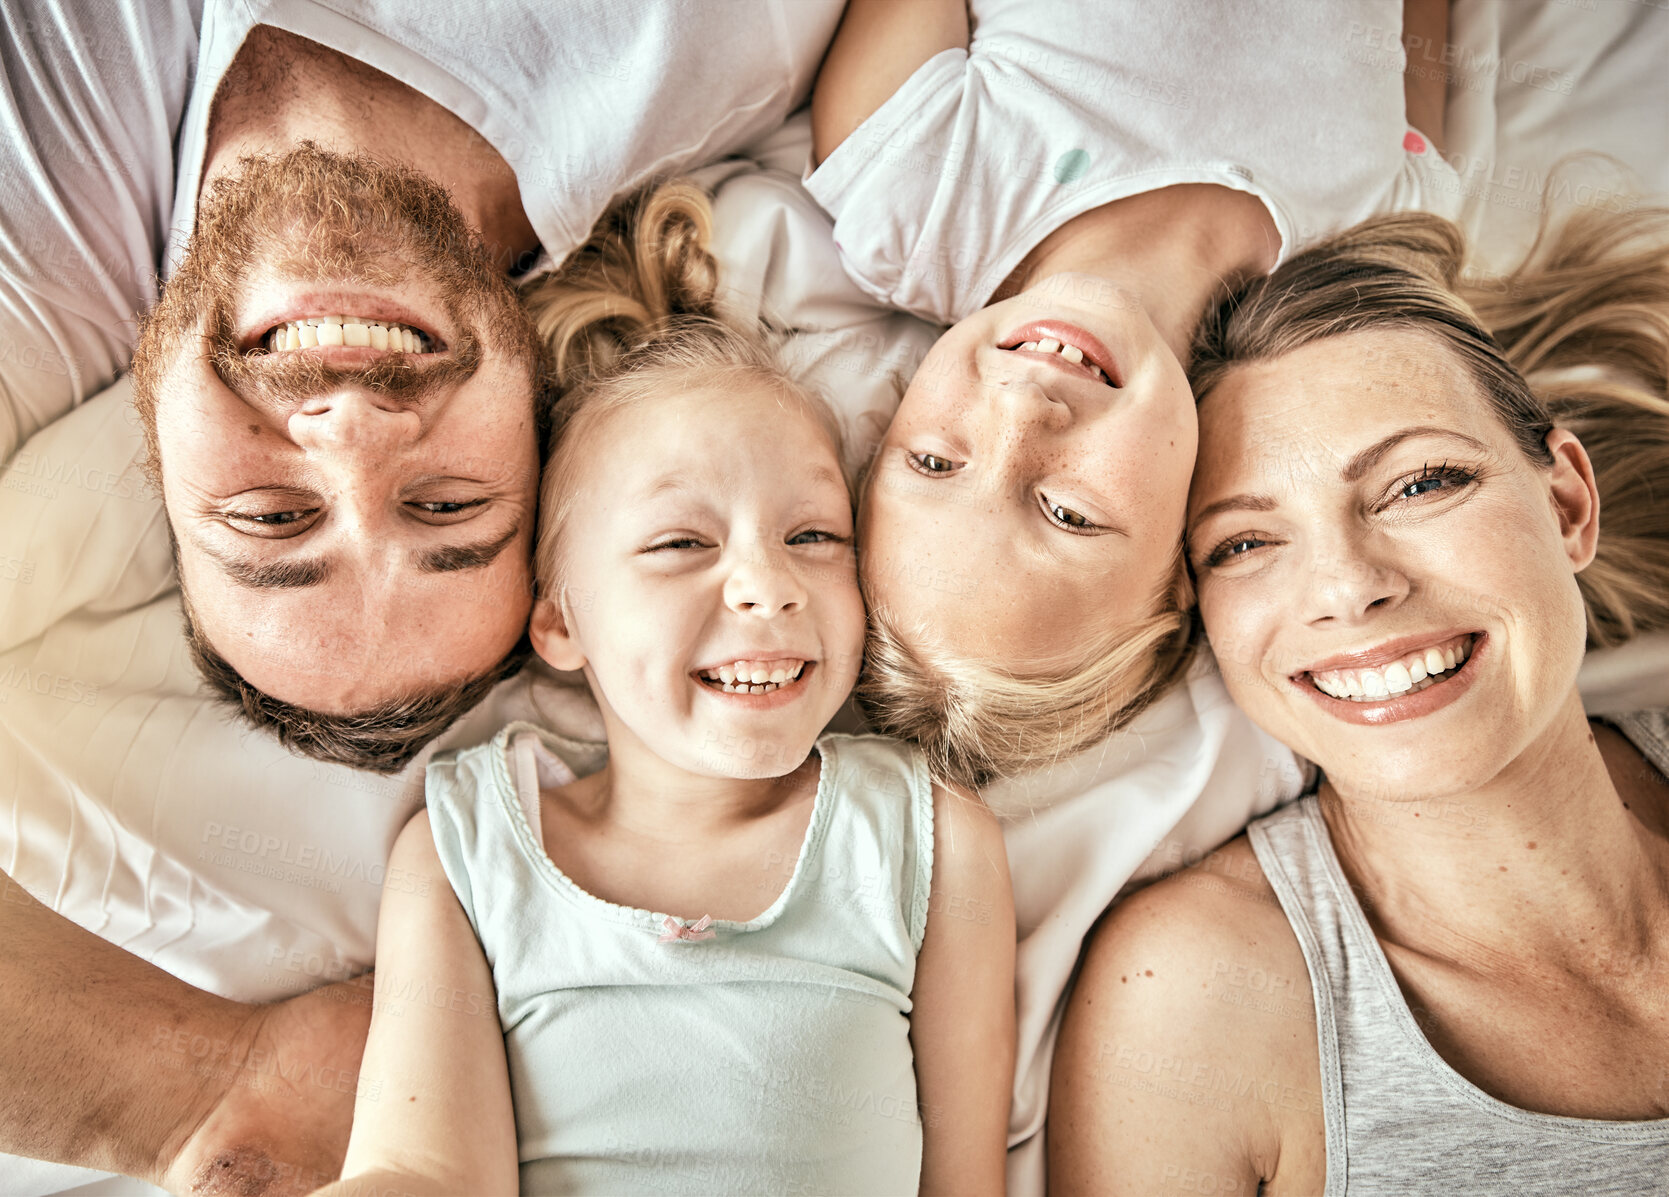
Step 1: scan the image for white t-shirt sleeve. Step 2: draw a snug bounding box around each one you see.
[0,0,199,463]
[806,2,1450,326]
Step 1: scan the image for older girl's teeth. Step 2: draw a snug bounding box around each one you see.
[717,666,735,684]
[1087,363,1103,380]
[1036,338,1061,354]
[769,668,788,685]
[1059,344,1083,364]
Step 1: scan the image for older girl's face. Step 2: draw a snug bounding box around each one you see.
[859,273,1196,665]
[1188,328,1600,803]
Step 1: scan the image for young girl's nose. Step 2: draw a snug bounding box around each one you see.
[722,546,808,616]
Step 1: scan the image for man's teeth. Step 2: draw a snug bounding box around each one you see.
[697,660,807,694]
[1016,338,1105,382]
[265,317,431,353]
[1309,636,1474,701]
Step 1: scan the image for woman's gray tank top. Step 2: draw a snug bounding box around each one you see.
[1246,708,1669,1195]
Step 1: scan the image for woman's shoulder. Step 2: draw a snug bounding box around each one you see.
[1052,836,1327,1192]
[1080,836,1306,1019]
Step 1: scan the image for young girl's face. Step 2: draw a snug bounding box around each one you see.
[532,381,864,780]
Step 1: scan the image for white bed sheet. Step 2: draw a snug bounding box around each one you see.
[3,4,1668,1194]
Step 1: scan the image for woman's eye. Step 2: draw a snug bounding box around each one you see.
[1388,462,1478,506]
[1040,495,1099,532]
[907,451,961,475]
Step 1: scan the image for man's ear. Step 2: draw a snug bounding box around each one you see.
[529,594,587,672]
[1544,427,1600,572]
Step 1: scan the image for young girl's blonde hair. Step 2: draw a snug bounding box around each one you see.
[1190,205,1669,650]
[520,180,843,592]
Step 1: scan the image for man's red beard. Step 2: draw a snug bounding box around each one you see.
[130,140,546,485]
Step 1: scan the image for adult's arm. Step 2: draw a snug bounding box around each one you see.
[810,0,969,166]
[0,867,371,1194]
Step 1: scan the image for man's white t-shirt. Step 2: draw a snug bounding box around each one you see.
[805,0,1462,325]
[0,0,844,462]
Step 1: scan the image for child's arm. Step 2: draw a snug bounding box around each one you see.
[910,781,1016,1196]
[1402,0,1450,152]
[810,0,970,166]
[309,812,519,1197]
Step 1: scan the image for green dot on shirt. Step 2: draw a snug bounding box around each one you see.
[1054,148,1090,184]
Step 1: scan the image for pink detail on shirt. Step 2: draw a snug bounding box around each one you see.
[659,914,716,943]
[1403,130,1427,155]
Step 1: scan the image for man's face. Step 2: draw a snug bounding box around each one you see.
[132,145,544,712]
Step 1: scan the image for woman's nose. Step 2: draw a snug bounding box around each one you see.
[1301,536,1411,625]
[723,545,808,616]
[287,391,423,456]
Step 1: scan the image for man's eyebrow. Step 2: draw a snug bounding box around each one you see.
[412,524,521,573]
[1341,426,1492,483]
[201,544,332,590]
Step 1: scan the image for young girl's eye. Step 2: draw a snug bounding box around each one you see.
[1040,495,1100,533]
[787,529,847,546]
[907,451,961,475]
[646,536,709,552]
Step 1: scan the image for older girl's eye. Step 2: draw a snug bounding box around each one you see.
[907,451,961,475]
[1202,535,1270,568]
[1040,495,1100,533]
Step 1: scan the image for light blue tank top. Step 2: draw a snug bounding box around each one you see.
[426,723,934,1196]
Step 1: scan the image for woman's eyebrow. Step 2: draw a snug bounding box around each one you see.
[1190,492,1277,528]
[1341,426,1492,482]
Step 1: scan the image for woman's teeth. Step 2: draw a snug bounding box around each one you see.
[1015,337,1107,383]
[1308,635,1474,701]
[265,317,431,353]
[697,660,807,694]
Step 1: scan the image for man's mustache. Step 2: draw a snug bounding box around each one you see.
[209,328,484,407]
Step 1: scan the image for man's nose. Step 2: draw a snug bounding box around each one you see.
[287,391,423,456]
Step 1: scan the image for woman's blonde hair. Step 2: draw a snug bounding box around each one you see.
[1189,205,1669,650]
[520,180,843,592]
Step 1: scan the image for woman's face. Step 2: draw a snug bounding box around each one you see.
[1188,327,1600,803]
[859,272,1196,665]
